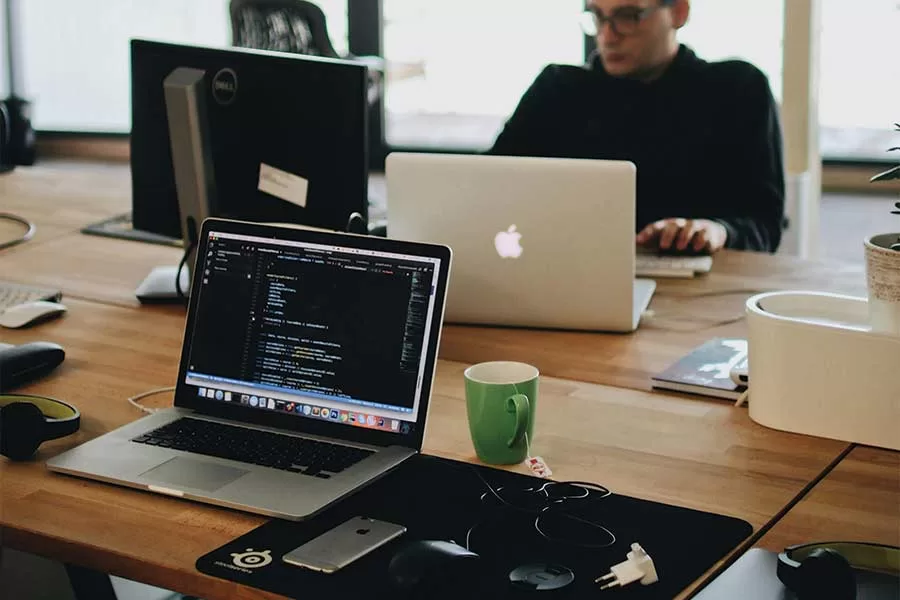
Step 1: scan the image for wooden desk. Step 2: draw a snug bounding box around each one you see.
[0,160,133,247]
[439,250,868,390]
[1,300,850,600]
[2,160,894,599]
[0,161,868,392]
[757,446,900,552]
[2,232,184,307]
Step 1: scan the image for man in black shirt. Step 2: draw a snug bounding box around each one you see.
[488,0,785,253]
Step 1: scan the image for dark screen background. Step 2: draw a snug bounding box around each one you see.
[186,235,434,410]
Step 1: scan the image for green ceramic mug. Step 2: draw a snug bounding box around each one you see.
[464,361,539,465]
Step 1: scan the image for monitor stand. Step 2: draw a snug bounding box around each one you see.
[134,66,215,305]
[135,265,190,304]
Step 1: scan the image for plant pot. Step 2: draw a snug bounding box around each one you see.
[864,233,900,335]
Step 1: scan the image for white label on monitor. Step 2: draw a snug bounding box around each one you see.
[258,163,308,208]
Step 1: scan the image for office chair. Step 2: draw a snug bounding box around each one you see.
[229,0,383,105]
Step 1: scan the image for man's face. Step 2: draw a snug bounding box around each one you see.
[588,0,682,80]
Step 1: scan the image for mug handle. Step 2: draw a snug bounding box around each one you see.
[505,394,530,448]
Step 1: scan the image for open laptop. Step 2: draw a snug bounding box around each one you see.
[47,217,452,520]
[386,153,655,332]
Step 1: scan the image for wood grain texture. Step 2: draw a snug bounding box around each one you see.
[0,160,133,232]
[1,160,868,392]
[756,446,900,552]
[0,232,182,307]
[439,249,867,390]
[1,159,889,600]
[0,300,849,600]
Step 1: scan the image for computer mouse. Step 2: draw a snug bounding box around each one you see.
[0,301,67,329]
[0,341,66,392]
[388,540,480,594]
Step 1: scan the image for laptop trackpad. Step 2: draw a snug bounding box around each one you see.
[140,457,249,492]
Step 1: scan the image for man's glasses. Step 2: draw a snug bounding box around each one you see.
[579,5,663,37]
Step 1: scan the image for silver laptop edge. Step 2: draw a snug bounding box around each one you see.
[47,408,414,520]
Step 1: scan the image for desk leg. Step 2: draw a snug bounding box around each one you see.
[64,564,118,600]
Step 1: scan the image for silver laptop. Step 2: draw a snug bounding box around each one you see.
[47,218,452,520]
[386,153,655,332]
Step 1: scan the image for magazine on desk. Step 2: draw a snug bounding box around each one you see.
[652,338,748,401]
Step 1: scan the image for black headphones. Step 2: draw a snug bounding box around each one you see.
[0,95,37,173]
[0,101,13,174]
[777,541,900,599]
[0,394,81,461]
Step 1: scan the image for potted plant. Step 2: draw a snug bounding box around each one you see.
[866,123,900,334]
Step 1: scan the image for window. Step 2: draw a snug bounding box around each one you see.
[18,1,348,132]
[16,1,896,165]
[819,0,900,162]
[382,0,585,151]
[677,0,784,103]
[381,0,786,153]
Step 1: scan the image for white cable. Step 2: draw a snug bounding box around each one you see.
[0,213,36,251]
[734,387,750,408]
[127,386,176,414]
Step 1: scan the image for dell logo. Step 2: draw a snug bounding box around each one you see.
[212,68,238,105]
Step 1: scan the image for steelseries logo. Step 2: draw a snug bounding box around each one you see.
[211,68,237,105]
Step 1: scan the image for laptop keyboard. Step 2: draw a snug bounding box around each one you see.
[0,281,61,311]
[132,418,373,479]
[635,254,713,278]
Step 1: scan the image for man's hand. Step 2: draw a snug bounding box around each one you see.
[635,218,728,254]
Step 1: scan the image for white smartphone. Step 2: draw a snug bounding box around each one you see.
[282,516,407,573]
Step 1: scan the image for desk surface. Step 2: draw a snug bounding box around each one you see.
[1,160,896,600]
[0,299,848,600]
[0,161,868,393]
[757,446,900,552]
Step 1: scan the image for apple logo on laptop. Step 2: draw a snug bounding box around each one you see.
[494,225,523,258]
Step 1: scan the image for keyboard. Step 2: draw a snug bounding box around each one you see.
[0,281,62,311]
[635,254,713,279]
[132,417,373,479]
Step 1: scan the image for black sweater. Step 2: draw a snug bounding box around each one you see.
[488,45,786,252]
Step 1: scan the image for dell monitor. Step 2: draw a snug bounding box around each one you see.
[130,39,370,241]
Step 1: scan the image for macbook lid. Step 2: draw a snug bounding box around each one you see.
[386,152,637,332]
[173,217,452,451]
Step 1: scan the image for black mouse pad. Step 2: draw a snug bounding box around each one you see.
[196,454,752,599]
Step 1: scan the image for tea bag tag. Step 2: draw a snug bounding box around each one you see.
[524,431,552,478]
[526,456,552,478]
